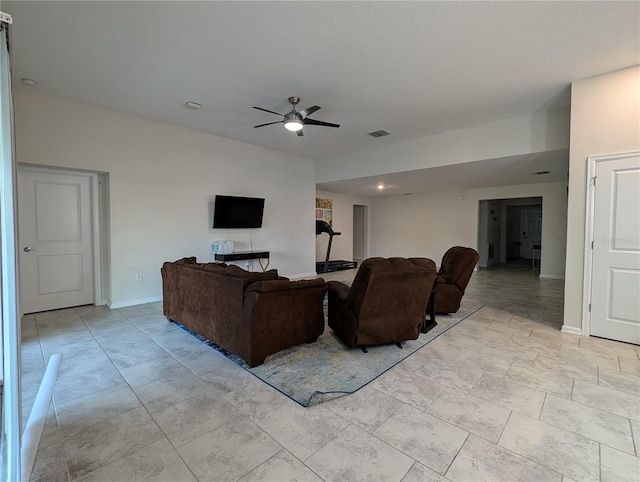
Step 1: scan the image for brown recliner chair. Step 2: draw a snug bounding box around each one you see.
[327,257,437,349]
[428,246,479,314]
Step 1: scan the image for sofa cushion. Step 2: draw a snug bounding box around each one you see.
[173,256,198,265]
[246,278,325,294]
[224,265,278,280]
[222,265,280,286]
[203,262,228,272]
[170,258,228,271]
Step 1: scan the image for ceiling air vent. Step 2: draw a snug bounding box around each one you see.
[368,130,390,138]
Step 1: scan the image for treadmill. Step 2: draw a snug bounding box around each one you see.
[315,219,358,274]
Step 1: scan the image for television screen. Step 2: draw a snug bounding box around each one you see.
[213,195,265,229]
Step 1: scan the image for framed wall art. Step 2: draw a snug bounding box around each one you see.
[315,198,333,227]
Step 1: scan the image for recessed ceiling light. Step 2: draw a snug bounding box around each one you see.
[534,170,550,175]
[377,184,384,190]
[21,78,38,87]
[184,101,201,110]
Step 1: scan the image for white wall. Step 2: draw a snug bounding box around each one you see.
[368,182,567,277]
[316,108,570,183]
[564,66,640,331]
[315,190,370,264]
[14,90,318,307]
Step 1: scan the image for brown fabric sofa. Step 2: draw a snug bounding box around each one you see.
[327,257,437,348]
[428,246,479,314]
[161,257,327,367]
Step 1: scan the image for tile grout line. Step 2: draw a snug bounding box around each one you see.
[630,418,639,458]
[496,412,567,480]
[442,431,471,479]
[498,412,595,481]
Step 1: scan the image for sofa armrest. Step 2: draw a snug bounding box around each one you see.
[242,278,327,367]
[327,280,350,302]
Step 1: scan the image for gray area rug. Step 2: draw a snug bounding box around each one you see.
[177,303,484,407]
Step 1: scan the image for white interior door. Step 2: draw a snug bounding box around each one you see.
[590,154,640,344]
[18,168,94,313]
[520,207,542,258]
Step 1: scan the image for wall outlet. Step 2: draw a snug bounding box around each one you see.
[135,272,143,281]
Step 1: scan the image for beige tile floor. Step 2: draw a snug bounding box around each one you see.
[21,263,640,481]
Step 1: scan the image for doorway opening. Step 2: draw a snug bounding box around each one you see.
[477,197,542,271]
[352,204,367,264]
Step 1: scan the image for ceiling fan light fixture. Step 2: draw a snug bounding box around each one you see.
[253,97,338,133]
[284,118,304,132]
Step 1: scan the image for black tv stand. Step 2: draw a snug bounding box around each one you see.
[214,251,269,262]
[215,251,270,271]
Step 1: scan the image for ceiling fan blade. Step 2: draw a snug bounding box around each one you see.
[299,105,321,119]
[303,118,340,128]
[253,106,284,116]
[253,120,283,128]
[296,129,304,137]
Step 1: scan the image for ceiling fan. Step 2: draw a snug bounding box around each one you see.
[253,96,340,137]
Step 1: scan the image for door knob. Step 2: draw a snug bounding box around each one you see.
[23,246,33,252]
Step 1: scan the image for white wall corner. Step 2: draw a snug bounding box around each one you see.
[560,324,583,335]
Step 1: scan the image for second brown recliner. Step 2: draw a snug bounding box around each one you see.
[327,257,437,349]
[428,246,479,314]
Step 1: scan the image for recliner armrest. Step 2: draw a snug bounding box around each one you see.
[327,281,350,302]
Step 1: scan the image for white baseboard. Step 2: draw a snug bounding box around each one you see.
[287,272,319,280]
[561,325,583,335]
[539,273,565,280]
[108,296,162,309]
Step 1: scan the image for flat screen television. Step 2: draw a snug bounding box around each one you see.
[212,195,265,229]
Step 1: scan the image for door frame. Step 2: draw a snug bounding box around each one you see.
[581,151,640,336]
[18,164,105,311]
[352,204,368,262]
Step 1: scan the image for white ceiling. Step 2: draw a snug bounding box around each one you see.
[4,1,639,193]
[317,149,569,196]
